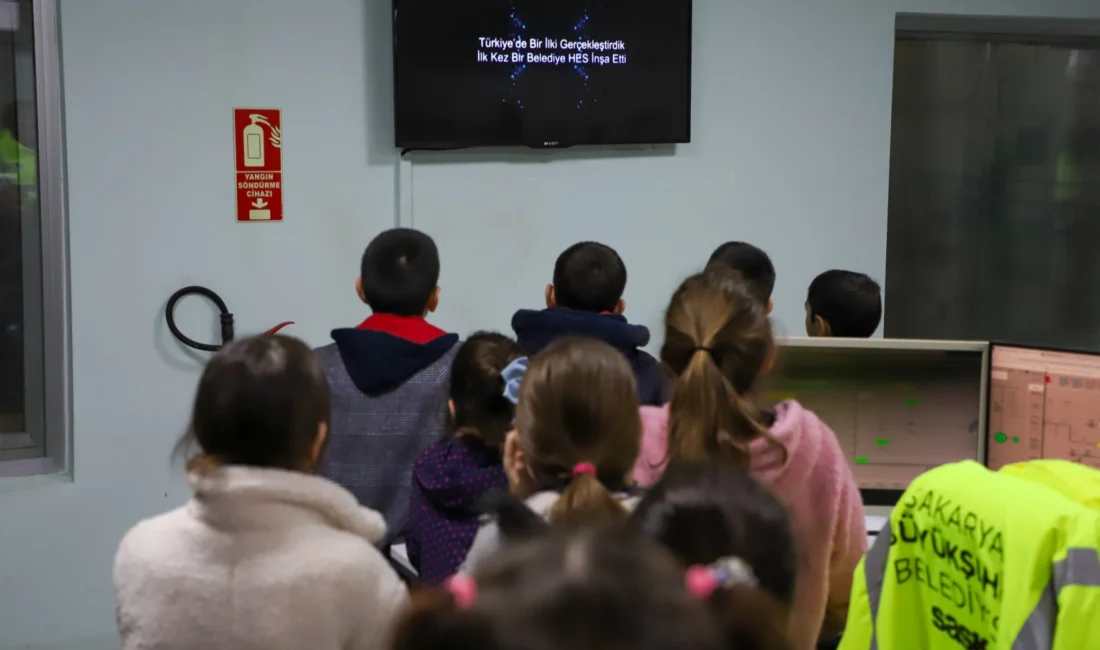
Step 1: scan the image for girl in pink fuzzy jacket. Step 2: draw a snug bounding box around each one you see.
[633,267,865,650]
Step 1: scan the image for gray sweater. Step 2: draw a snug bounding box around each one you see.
[315,331,460,537]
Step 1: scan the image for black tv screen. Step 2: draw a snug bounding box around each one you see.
[393,0,692,149]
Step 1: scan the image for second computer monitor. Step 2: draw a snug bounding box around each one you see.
[987,344,1100,471]
[770,338,988,502]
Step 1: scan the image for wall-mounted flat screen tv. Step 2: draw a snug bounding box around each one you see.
[393,0,693,149]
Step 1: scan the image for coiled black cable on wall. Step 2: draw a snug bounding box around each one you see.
[165,286,235,352]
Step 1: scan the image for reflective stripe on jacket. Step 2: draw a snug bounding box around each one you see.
[839,461,1100,650]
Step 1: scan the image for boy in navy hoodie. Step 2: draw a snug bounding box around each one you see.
[315,228,459,535]
[511,241,666,405]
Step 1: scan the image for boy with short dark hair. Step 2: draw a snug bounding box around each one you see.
[707,241,776,313]
[315,228,459,535]
[805,270,882,338]
[511,241,666,405]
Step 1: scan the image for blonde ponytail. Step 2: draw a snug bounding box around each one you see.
[662,269,787,470]
[549,471,627,528]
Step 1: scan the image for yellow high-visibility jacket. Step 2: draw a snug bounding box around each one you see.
[999,460,1100,513]
[839,461,1100,650]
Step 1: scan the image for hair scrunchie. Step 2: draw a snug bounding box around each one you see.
[685,556,757,599]
[501,356,529,405]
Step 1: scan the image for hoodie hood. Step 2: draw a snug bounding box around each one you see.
[634,400,823,489]
[412,438,508,517]
[749,400,823,498]
[511,308,650,355]
[330,328,459,396]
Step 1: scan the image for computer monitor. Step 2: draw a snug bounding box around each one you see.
[770,338,988,505]
[987,344,1100,471]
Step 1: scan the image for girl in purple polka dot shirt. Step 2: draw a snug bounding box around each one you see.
[403,332,524,583]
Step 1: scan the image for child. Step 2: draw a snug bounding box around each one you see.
[404,332,524,583]
[393,527,792,650]
[632,461,797,613]
[315,228,460,534]
[707,241,776,313]
[460,337,642,572]
[511,241,666,405]
[114,336,407,650]
[805,270,881,338]
[633,267,865,650]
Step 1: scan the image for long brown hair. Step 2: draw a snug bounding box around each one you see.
[662,267,785,470]
[173,334,331,473]
[514,337,641,528]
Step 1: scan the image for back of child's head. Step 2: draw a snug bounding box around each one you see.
[805,270,882,338]
[551,241,627,312]
[632,462,797,609]
[662,267,783,469]
[707,242,775,307]
[449,332,525,448]
[360,228,440,316]
[175,334,331,473]
[514,337,641,527]
[391,527,792,650]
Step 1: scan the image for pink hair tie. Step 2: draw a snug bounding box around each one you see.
[685,565,720,599]
[446,574,478,609]
[572,462,597,477]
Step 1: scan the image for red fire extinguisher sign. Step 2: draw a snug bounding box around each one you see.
[234,108,283,223]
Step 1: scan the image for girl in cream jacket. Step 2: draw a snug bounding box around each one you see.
[114,335,407,650]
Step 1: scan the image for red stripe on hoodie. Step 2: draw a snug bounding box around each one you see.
[357,314,447,344]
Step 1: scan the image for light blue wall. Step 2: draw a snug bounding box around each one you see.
[3,1,1100,648]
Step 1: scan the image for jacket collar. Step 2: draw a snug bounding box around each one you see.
[357,313,447,344]
[188,465,387,543]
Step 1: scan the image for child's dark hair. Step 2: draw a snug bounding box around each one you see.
[632,461,797,608]
[807,270,882,338]
[515,337,641,528]
[707,242,776,306]
[449,332,524,448]
[360,228,440,316]
[662,267,785,470]
[552,241,627,313]
[173,335,331,473]
[391,527,792,650]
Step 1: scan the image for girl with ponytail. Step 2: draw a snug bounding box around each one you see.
[404,332,524,583]
[633,266,866,650]
[460,337,642,572]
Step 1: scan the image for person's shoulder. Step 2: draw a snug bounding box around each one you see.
[765,400,850,483]
[295,522,400,585]
[632,349,662,375]
[313,340,340,355]
[311,341,342,369]
[114,505,196,583]
[118,505,192,554]
[460,518,501,575]
[772,399,829,437]
[297,528,408,623]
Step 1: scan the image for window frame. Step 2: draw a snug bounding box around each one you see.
[0,0,70,481]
